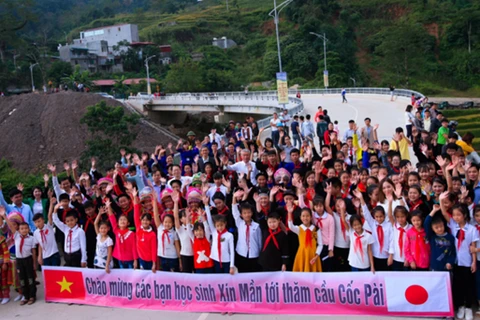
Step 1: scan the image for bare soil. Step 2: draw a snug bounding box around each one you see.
[0,91,176,172]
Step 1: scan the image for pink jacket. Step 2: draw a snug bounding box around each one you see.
[316,212,335,251]
[404,228,430,269]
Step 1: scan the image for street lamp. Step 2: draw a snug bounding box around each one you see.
[145,55,156,95]
[268,0,292,73]
[309,32,329,89]
[221,36,227,49]
[29,63,39,92]
[13,54,20,71]
[350,77,356,87]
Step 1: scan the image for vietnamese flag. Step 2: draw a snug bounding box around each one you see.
[44,269,86,301]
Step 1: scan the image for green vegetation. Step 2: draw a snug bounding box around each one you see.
[80,101,140,169]
[0,159,50,198]
[1,0,480,95]
[442,109,480,150]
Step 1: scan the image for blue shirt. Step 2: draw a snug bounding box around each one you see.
[0,191,35,231]
[474,181,480,206]
[424,215,456,271]
[291,121,299,135]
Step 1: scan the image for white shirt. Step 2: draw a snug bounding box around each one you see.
[226,161,258,185]
[270,118,279,131]
[348,229,375,269]
[53,213,87,263]
[33,223,59,259]
[333,212,351,248]
[94,235,114,269]
[388,222,412,262]
[232,204,262,258]
[14,232,37,258]
[209,132,222,145]
[177,224,194,256]
[288,221,323,256]
[167,176,193,190]
[206,185,228,207]
[33,200,44,215]
[205,206,235,267]
[448,220,478,267]
[378,199,409,217]
[362,204,392,259]
[157,225,179,259]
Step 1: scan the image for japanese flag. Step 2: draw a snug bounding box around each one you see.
[384,272,452,314]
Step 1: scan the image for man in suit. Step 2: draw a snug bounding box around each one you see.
[198,146,217,173]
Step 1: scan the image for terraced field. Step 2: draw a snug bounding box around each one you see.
[442,109,480,150]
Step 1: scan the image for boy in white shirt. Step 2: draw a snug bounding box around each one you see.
[33,212,59,266]
[52,204,87,268]
[1,208,37,305]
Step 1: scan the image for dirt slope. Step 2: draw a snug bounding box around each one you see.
[0,91,176,172]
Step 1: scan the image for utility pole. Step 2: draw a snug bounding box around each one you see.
[145,55,156,95]
[30,63,39,92]
[268,0,292,73]
[310,32,329,89]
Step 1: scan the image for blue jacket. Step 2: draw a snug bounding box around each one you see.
[424,215,456,271]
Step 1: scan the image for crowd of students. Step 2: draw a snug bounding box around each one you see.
[0,100,479,318]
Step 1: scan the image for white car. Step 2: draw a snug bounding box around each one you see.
[137,92,153,99]
[96,92,114,99]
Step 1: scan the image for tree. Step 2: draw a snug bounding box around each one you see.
[80,101,140,169]
[47,61,73,86]
[164,58,203,92]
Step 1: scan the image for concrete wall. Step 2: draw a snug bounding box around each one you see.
[79,24,139,49]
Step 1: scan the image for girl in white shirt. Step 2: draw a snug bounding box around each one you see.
[205,205,235,274]
[93,209,113,273]
[387,204,411,271]
[154,212,181,272]
[172,193,194,273]
[347,215,375,272]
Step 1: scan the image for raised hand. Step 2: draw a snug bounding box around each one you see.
[394,183,403,198]
[16,183,24,192]
[47,164,56,173]
[324,182,332,194]
[71,160,78,170]
[436,156,447,168]
[439,191,449,202]
[63,162,71,171]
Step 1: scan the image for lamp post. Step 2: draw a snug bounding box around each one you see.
[309,32,329,89]
[350,77,356,87]
[29,63,39,92]
[13,54,20,71]
[145,55,156,95]
[268,0,292,73]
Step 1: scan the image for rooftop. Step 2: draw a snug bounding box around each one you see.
[82,23,130,33]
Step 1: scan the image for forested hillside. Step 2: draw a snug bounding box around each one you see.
[1,0,479,95]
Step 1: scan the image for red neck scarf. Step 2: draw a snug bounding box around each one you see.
[162,229,171,256]
[84,214,97,232]
[118,228,131,244]
[377,224,384,253]
[409,199,423,212]
[294,161,302,169]
[122,202,133,215]
[19,235,28,255]
[268,162,278,172]
[397,225,406,257]
[217,206,228,216]
[476,225,480,233]
[457,228,465,250]
[305,227,313,248]
[317,214,324,229]
[413,228,426,261]
[40,228,47,247]
[341,184,350,199]
[338,214,347,240]
[262,227,281,251]
[217,229,228,267]
[354,232,364,261]
[260,205,270,216]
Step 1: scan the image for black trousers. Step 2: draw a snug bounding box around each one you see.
[64,250,82,267]
[181,255,194,273]
[453,265,475,308]
[320,245,333,272]
[236,254,260,273]
[374,257,390,271]
[333,247,351,272]
[17,256,37,300]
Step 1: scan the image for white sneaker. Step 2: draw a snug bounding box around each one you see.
[1,298,9,304]
[465,308,473,320]
[20,296,26,302]
[13,295,23,302]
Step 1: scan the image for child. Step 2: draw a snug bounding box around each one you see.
[232,191,262,273]
[325,183,351,272]
[312,197,334,272]
[346,214,375,272]
[424,204,455,271]
[133,188,157,272]
[440,195,478,320]
[205,202,235,274]
[388,205,412,271]
[0,233,10,304]
[81,200,99,268]
[52,204,87,268]
[404,211,430,271]
[93,208,113,273]
[1,208,37,305]
[33,209,59,266]
[172,192,194,273]
[258,210,289,271]
[154,192,181,272]
[190,218,214,274]
[355,190,392,271]
[288,207,322,272]
[107,201,138,269]
[470,207,480,312]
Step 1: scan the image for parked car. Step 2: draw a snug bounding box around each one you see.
[137,92,153,99]
[96,92,114,99]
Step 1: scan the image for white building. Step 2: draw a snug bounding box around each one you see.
[76,24,139,51]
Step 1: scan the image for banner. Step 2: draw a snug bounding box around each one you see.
[276,72,288,104]
[43,267,453,317]
[323,70,329,88]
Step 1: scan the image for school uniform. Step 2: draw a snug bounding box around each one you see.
[388,222,412,271]
[333,212,351,272]
[205,207,235,273]
[232,204,262,272]
[108,214,138,269]
[53,213,87,267]
[14,232,37,301]
[177,224,194,273]
[189,221,214,273]
[157,225,180,272]
[448,220,479,309]
[314,211,335,272]
[347,229,375,271]
[134,204,157,270]
[362,204,392,271]
[258,227,289,271]
[33,223,60,266]
[210,206,235,232]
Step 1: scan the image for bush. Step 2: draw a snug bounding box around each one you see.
[442,109,480,118]
[0,158,47,199]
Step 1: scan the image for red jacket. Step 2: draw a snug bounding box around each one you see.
[134,204,157,262]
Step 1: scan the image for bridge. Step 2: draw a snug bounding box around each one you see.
[127,87,424,126]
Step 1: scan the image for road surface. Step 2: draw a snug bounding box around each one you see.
[2,94,427,320]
